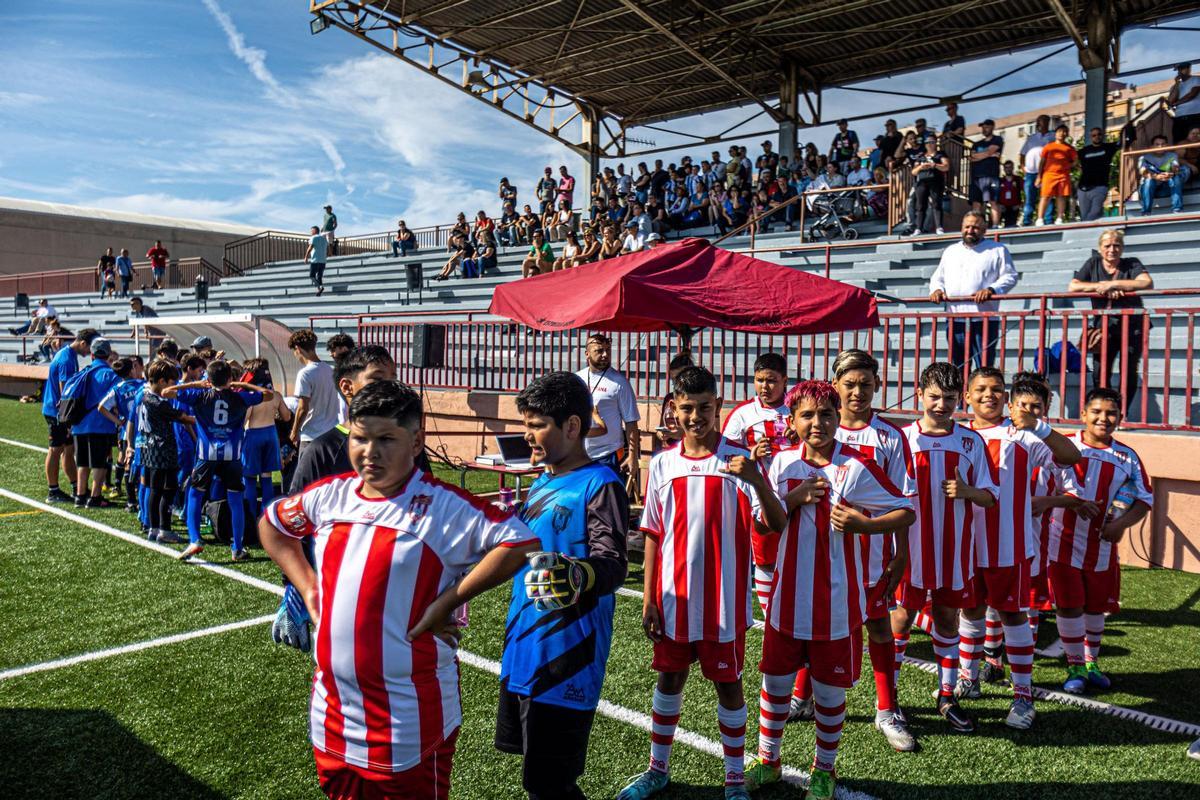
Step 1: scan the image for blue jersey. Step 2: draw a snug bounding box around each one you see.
[500,461,628,711]
[131,384,148,448]
[101,378,145,430]
[176,387,261,461]
[42,345,79,417]
[71,361,121,435]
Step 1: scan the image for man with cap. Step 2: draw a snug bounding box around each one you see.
[646,232,665,248]
[70,337,122,509]
[620,219,645,254]
[868,136,887,171]
[755,140,779,184]
[320,204,337,253]
[830,119,860,177]
[1168,62,1200,145]
[969,119,1005,226]
[191,335,213,354]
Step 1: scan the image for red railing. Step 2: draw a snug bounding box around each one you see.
[0,257,220,299]
[355,290,1200,432]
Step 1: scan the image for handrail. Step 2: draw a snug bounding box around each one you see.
[1117,139,1200,214]
[712,193,803,246]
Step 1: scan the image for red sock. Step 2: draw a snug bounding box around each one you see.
[793,667,811,701]
[868,638,897,712]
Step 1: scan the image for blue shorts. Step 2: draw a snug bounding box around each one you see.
[241,426,282,475]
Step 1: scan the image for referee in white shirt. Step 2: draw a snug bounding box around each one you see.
[928,211,1018,369]
[575,333,641,482]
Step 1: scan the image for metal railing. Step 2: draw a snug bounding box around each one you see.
[353,289,1200,432]
[0,257,221,299]
[223,223,460,275]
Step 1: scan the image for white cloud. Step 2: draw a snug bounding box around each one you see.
[200,0,295,108]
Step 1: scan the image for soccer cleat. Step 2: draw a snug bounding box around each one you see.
[806,767,836,800]
[1062,664,1088,694]
[86,497,115,509]
[788,695,815,723]
[231,548,251,562]
[892,706,909,726]
[616,769,669,800]
[157,531,184,544]
[46,488,73,503]
[1036,637,1066,659]
[724,785,752,800]
[937,697,975,734]
[874,710,918,752]
[1085,662,1112,690]
[979,658,1006,684]
[954,677,982,700]
[178,543,204,561]
[74,494,87,508]
[743,758,782,790]
[1005,697,1036,730]
[146,528,160,542]
[125,502,138,513]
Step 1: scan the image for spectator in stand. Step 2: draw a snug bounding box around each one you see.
[1179,126,1200,184]
[709,183,730,234]
[756,140,779,183]
[473,209,495,241]
[928,211,1018,368]
[602,196,623,228]
[1137,134,1187,215]
[577,228,601,264]
[879,119,903,168]
[392,219,417,256]
[739,145,753,185]
[912,117,935,147]
[868,136,886,172]
[496,203,520,247]
[129,296,157,318]
[943,102,965,138]
[969,119,1004,226]
[537,167,557,215]
[650,158,670,202]
[633,162,652,204]
[1168,62,1200,145]
[116,248,135,297]
[551,200,575,242]
[666,185,691,230]
[644,193,667,234]
[1068,229,1154,411]
[321,205,338,254]
[830,119,860,176]
[998,161,1022,228]
[620,220,644,254]
[96,247,117,299]
[522,230,554,278]
[9,298,57,336]
[801,142,820,178]
[326,333,354,362]
[627,200,652,242]
[39,318,67,362]
[554,231,581,270]
[517,203,541,244]
[910,136,950,236]
[146,239,169,290]
[1036,124,1077,225]
[436,232,475,281]
[448,212,470,251]
[477,232,498,275]
[616,163,633,206]
[866,166,889,218]
[598,225,622,260]
[304,225,329,296]
[1076,127,1121,221]
[1020,114,1055,225]
[287,327,339,459]
[557,165,576,209]
[498,177,517,214]
[768,174,799,231]
[709,150,726,184]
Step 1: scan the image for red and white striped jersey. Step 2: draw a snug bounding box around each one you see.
[970,420,1059,568]
[1048,433,1152,571]
[903,421,998,591]
[721,397,791,457]
[1029,465,1056,576]
[639,437,769,643]
[766,442,912,640]
[835,413,913,585]
[265,469,537,772]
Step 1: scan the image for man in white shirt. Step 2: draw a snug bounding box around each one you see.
[286,328,340,465]
[10,298,58,336]
[627,201,652,240]
[1019,115,1054,226]
[575,334,640,482]
[620,220,644,254]
[1169,62,1200,144]
[928,211,1018,368]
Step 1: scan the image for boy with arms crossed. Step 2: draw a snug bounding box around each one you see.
[497,371,629,800]
[620,366,786,800]
[745,380,914,800]
[958,368,1080,729]
[260,380,539,800]
[1048,387,1152,694]
[892,363,997,734]
[134,360,195,544]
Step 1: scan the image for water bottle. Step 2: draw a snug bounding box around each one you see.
[495,487,516,514]
[1106,476,1139,521]
[772,413,790,450]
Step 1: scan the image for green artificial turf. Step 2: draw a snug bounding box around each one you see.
[1,397,1199,799]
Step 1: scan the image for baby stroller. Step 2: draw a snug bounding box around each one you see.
[806,189,859,241]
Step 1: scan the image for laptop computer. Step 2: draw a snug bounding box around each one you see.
[492,433,534,469]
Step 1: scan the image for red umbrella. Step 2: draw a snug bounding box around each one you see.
[489,237,878,340]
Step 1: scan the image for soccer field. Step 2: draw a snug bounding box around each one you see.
[1,396,1198,799]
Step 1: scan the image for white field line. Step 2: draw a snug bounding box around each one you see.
[0,443,870,796]
[0,615,274,681]
[0,435,49,453]
[616,586,1200,738]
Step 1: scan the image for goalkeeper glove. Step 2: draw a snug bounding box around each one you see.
[524,551,594,612]
[271,583,312,652]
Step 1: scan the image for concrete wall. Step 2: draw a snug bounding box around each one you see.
[0,203,260,276]
[420,388,1200,575]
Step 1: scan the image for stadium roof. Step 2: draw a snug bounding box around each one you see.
[313,1,1200,155]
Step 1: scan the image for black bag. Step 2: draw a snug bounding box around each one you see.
[204,498,233,545]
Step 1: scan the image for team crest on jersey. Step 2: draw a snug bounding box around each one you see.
[961,436,974,453]
[834,464,850,485]
[551,504,572,533]
[877,427,889,443]
[277,495,308,533]
[407,493,433,522]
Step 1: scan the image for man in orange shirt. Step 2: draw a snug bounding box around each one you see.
[1035,125,1077,225]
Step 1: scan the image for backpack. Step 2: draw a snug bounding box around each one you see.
[56,363,100,427]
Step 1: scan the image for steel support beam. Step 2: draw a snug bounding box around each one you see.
[778,59,800,157]
[581,106,601,195]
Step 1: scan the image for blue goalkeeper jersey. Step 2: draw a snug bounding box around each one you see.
[500,461,628,711]
[175,387,261,461]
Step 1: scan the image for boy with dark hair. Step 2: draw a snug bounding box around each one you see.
[826,349,917,750]
[325,332,354,361]
[288,327,339,454]
[166,359,272,561]
[893,362,997,734]
[746,381,914,799]
[1047,387,1152,694]
[42,327,98,503]
[496,371,629,800]
[260,379,539,800]
[156,338,180,362]
[137,359,194,543]
[620,366,785,800]
[720,351,791,612]
[958,366,1080,729]
[71,338,121,509]
[99,356,145,512]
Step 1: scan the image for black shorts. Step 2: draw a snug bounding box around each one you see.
[190,459,244,492]
[141,467,179,492]
[73,433,115,469]
[495,683,595,797]
[45,415,72,448]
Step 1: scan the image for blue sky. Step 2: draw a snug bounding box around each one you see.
[1,1,1197,234]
